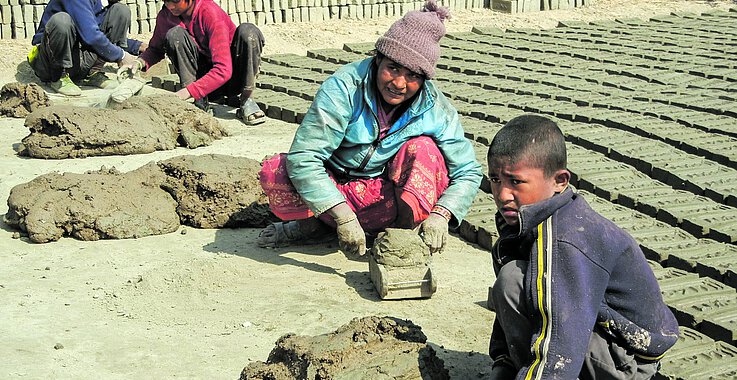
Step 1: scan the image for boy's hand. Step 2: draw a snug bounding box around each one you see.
[489,364,516,379]
[116,59,144,81]
[420,212,448,254]
[117,51,138,68]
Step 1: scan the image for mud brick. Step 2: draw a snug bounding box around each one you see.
[666,327,717,357]
[460,192,496,243]
[460,208,497,246]
[683,208,737,244]
[676,292,737,345]
[654,196,713,228]
[590,172,654,203]
[702,175,737,206]
[576,168,637,195]
[287,83,317,100]
[279,103,299,124]
[660,275,733,329]
[21,3,30,22]
[609,143,664,173]
[639,233,700,265]
[626,221,688,251]
[652,266,701,293]
[161,75,180,92]
[660,269,734,303]
[264,103,282,120]
[693,249,737,289]
[151,75,166,89]
[658,328,737,380]
[140,19,150,33]
[293,6,303,21]
[603,209,653,230]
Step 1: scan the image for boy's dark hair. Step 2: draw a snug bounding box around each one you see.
[487,114,567,177]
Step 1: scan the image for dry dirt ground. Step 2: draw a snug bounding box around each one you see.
[1,1,734,379]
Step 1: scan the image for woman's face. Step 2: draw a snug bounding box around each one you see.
[375,57,424,106]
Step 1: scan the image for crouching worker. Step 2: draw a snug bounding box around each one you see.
[118,0,266,124]
[257,0,482,256]
[29,0,145,96]
[487,114,679,379]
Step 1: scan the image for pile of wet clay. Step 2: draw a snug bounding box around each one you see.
[19,94,228,159]
[5,154,274,243]
[239,316,449,380]
[372,228,431,267]
[160,154,273,228]
[0,82,50,118]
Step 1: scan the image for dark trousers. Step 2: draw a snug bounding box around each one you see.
[491,260,660,379]
[30,3,131,82]
[164,23,264,101]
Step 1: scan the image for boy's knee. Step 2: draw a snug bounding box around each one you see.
[492,260,526,309]
[48,12,74,30]
[107,2,131,21]
[165,26,189,44]
[235,23,264,44]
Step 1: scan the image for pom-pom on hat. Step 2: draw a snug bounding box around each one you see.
[375,0,450,79]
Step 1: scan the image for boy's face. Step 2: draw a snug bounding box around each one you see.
[488,156,570,227]
[165,0,194,17]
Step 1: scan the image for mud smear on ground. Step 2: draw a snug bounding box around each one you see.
[0,82,50,118]
[240,315,449,380]
[159,154,275,228]
[19,94,228,159]
[5,154,271,243]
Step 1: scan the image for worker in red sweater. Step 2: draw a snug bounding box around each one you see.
[124,0,266,125]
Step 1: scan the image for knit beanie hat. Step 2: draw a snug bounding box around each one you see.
[375,0,450,79]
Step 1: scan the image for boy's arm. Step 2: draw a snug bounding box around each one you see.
[137,10,171,70]
[63,0,124,62]
[515,223,609,379]
[183,7,234,100]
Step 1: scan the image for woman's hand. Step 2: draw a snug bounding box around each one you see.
[420,210,450,254]
[326,203,366,256]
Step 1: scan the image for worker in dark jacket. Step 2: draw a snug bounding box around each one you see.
[29,0,144,96]
[487,114,679,379]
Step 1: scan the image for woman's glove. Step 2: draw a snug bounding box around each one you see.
[327,203,366,256]
[420,208,450,254]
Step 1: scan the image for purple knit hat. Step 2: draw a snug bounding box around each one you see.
[375,0,450,79]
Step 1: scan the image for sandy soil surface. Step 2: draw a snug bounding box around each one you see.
[1,1,733,379]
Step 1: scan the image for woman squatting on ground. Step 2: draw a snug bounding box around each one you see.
[258,0,483,256]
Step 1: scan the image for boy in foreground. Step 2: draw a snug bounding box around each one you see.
[487,114,679,379]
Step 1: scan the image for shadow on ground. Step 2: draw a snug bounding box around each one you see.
[15,60,40,84]
[429,342,494,379]
[203,227,379,299]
